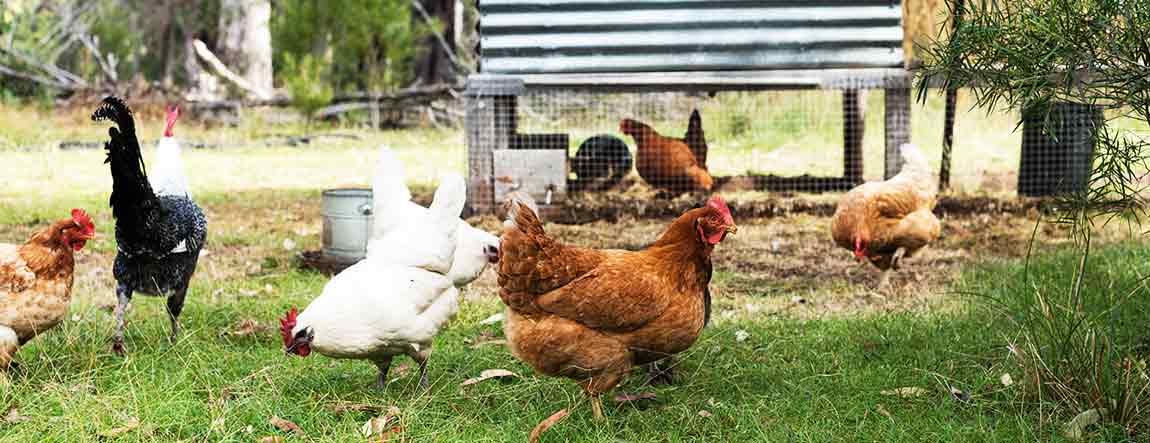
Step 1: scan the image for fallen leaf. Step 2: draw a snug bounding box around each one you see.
[1000,373,1014,387]
[528,409,569,443]
[478,313,504,325]
[328,402,386,415]
[698,410,713,418]
[734,330,750,342]
[209,416,225,433]
[269,416,304,436]
[98,416,140,437]
[880,387,929,398]
[4,408,30,423]
[875,404,893,421]
[258,437,284,443]
[460,369,517,387]
[360,406,402,438]
[282,238,297,251]
[468,332,507,349]
[1064,408,1107,440]
[391,363,412,378]
[613,392,657,403]
[220,319,267,337]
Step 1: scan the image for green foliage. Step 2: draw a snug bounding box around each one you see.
[272,0,427,92]
[918,0,1150,431]
[281,52,333,130]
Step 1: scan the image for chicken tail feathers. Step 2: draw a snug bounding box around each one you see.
[503,192,542,235]
[684,109,708,169]
[370,146,414,240]
[94,96,158,224]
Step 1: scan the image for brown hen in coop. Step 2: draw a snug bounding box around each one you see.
[621,111,713,195]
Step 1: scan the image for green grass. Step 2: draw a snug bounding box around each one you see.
[0,104,1147,441]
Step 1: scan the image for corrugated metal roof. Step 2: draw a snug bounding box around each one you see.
[477,0,905,75]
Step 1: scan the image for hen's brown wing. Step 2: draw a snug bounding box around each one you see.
[497,204,607,312]
[532,251,673,333]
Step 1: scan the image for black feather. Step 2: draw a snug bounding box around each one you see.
[95,96,208,326]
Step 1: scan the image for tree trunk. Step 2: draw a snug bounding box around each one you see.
[217,0,273,98]
[412,0,458,85]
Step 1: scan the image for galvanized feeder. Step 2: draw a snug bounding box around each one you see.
[320,188,374,264]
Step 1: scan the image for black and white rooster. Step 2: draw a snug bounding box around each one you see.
[92,97,207,355]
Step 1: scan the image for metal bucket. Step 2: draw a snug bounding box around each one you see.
[321,188,373,263]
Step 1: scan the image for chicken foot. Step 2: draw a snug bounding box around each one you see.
[112,283,132,356]
[373,356,394,390]
[645,359,675,385]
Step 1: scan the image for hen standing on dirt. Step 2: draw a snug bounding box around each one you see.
[93,97,207,355]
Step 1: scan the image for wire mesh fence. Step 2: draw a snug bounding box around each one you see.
[464,78,1150,220]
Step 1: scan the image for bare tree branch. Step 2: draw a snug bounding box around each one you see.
[192,39,274,100]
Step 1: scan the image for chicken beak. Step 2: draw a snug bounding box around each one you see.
[725,225,738,235]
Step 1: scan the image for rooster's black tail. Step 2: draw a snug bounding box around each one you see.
[93,96,157,228]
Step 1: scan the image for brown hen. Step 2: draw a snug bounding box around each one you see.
[0,209,95,369]
[497,195,735,419]
[831,143,941,287]
[621,113,713,194]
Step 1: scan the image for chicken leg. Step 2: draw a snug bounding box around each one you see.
[890,247,907,270]
[373,356,394,390]
[112,283,132,356]
[166,282,190,343]
[645,359,675,385]
[0,326,18,370]
[590,394,604,421]
[406,347,431,389]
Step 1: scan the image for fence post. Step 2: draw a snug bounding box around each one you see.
[884,84,911,179]
[464,75,523,215]
[843,88,865,185]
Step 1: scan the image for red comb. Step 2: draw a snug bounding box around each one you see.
[163,105,180,137]
[706,195,733,224]
[70,208,94,229]
[280,308,298,348]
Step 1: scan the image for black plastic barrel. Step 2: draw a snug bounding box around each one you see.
[1018,102,1103,197]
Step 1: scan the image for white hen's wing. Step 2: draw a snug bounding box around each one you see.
[296,260,458,357]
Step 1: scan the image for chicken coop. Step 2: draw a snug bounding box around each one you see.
[463,0,916,216]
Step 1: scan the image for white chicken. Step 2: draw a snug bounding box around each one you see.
[281,169,467,390]
[366,146,499,287]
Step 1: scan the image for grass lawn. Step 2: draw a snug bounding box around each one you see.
[0,104,1146,441]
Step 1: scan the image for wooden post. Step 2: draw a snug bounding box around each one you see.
[884,85,911,179]
[842,89,865,185]
[464,76,523,215]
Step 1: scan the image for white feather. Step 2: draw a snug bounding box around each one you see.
[366,146,499,287]
[151,136,192,198]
